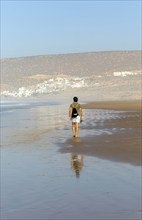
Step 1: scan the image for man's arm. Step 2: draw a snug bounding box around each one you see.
[79,107,83,120]
[69,106,72,118]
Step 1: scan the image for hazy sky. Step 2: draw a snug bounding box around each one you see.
[1,0,141,58]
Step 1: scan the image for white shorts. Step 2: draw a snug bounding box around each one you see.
[72,115,80,123]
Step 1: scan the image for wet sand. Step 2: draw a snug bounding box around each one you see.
[1,99,142,219]
[61,113,141,166]
[60,100,141,166]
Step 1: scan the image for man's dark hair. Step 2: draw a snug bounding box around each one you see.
[73,97,78,102]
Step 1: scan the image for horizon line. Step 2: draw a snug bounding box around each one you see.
[1,49,141,60]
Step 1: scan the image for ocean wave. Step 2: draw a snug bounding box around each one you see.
[1,77,90,98]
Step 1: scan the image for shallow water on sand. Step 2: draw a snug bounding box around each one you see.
[1,101,141,219]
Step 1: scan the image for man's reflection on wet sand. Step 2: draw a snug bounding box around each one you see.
[70,153,84,178]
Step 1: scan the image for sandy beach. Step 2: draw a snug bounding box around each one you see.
[61,100,141,166]
[82,100,142,111]
[1,98,142,220]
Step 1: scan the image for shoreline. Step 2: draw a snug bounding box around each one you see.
[1,98,141,219]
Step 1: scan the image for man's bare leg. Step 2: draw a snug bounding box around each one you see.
[72,122,76,137]
[75,122,79,138]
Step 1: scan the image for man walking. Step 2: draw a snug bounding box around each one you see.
[69,97,83,138]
